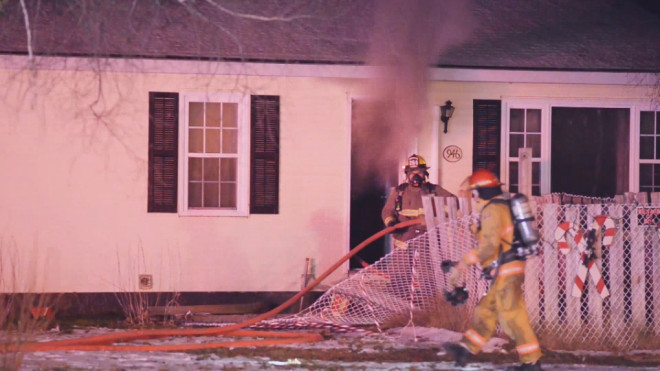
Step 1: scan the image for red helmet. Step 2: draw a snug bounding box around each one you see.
[468,169,501,189]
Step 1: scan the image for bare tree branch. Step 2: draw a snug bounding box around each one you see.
[201,0,312,22]
[19,0,33,66]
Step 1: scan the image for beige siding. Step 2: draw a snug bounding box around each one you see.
[0,58,654,293]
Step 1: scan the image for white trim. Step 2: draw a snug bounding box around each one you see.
[0,55,657,86]
[345,92,353,272]
[429,106,440,185]
[178,92,249,217]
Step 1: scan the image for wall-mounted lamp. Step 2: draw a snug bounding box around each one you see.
[440,100,455,133]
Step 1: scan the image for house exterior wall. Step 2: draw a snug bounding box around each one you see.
[0,56,655,293]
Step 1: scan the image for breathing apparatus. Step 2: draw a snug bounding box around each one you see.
[509,193,540,257]
[467,170,540,258]
[403,154,429,188]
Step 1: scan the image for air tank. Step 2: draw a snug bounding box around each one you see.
[510,193,539,247]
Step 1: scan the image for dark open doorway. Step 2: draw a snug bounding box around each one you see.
[350,100,398,269]
[551,107,629,197]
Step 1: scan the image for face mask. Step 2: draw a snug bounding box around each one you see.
[410,174,424,187]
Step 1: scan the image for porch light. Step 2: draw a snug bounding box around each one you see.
[440,100,455,133]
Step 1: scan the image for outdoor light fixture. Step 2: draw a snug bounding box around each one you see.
[440,100,455,133]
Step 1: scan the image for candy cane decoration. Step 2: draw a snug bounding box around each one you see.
[554,216,616,299]
[554,222,575,255]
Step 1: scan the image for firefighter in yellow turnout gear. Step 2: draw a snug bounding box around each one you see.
[381,154,455,249]
[443,170,543,371]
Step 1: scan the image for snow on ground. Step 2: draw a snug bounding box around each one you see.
[5,326,660,370]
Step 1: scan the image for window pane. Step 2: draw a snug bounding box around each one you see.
[204,183,219,207]
[223,103,238,128]
[640,111,654,134]
[205,128,220,153]
[189,157,202,181]
[640,164,652,186]
[640,136,654,159]
[509,161,519,185]
[189,102,204,127]
[527,133,541,157]
[657,138,660,160]
[220,183,237,208]
[509,134,524,157]
[222,129,238,154]
[221,158,237,181]
[206,103,221,127]
[203,158,219,181]
[510,109,524,132]
[188,182,202,207]
[189,128,203,153]
[532,186,540,196]
[526,109,541,132]
[532,162,540,184]
[654,164,660,187]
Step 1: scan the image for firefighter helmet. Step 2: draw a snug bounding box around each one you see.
[467,169,501,189]
[403,154,429,173]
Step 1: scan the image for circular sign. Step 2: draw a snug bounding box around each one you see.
[443,145,463,162]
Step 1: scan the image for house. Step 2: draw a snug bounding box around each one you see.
[0,0,658,312]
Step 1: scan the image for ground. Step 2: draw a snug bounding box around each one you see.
[5,324,660,370]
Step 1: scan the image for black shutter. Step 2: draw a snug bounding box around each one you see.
[250,95,280,214]
[148,92,179,212]
[473,100,501,177]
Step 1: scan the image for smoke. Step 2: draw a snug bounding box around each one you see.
[352,0,474,187]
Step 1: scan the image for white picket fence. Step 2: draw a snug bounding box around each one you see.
[424,192,660,350]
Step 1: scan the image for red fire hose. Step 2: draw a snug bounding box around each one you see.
[8,219,421,352]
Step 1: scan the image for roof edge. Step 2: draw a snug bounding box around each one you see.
[0,54,657,86]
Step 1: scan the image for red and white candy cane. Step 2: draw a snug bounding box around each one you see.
[593,215,616,248]
[555,222,577,255]
[554,216,616,299]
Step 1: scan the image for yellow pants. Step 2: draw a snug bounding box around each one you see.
[461,261,542,364]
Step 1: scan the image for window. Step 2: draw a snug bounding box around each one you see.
[181,94,248,216]
[148,92,280,215]
[507,108,542,195]
[639,111,660,193]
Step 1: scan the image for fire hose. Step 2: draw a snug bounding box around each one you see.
[7,219,421,353]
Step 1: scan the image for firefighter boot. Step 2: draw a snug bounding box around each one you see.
[506,360,543,371]
[443,342,471,367]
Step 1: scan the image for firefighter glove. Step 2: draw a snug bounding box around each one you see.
[444,286,469,306]
[448,263,466,288]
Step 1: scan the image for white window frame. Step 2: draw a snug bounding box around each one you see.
[503,98,644,195]
[636,108,660,193]
[178,92,250,216]
[501,100,550,195]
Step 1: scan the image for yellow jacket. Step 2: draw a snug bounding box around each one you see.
[461,195,514,269]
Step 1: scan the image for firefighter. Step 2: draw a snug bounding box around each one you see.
[443,169,543,371]
[381,154,455,249]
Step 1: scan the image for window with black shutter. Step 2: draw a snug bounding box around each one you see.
[148,92,179,212]
[250,95,280,214]
[473,100,501,176]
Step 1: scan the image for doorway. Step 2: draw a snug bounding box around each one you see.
[350,100,398,269]
[551,107,630,197]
